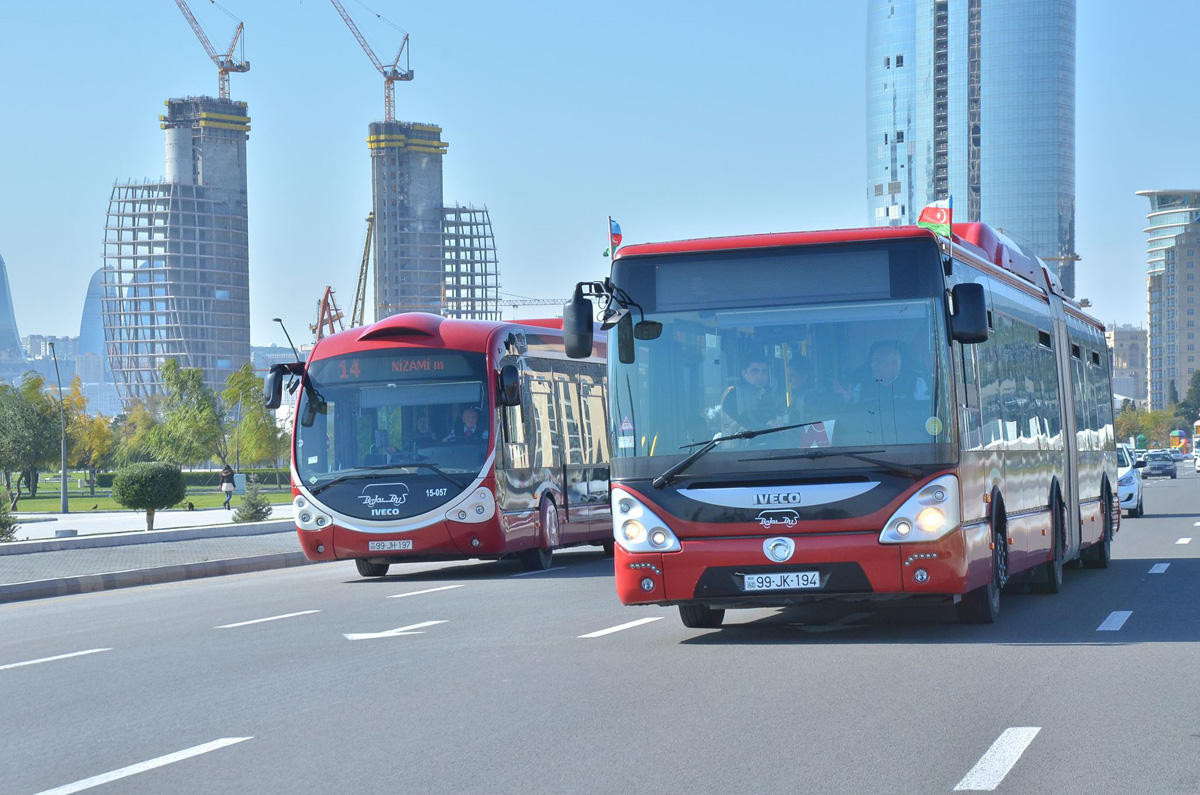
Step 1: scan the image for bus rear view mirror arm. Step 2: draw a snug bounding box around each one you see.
[949,282,988,343]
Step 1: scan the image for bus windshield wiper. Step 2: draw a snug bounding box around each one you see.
[740,448,923,479]
[651,422,821,489]
[310,462,467,495]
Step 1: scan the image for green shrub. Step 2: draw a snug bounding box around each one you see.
[0,490,17,542]
[95,467,289,489]
[111,463,187,531]
[232,475,274,523]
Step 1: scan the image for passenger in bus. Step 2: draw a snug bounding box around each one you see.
[721,356,785,432]
[410,414,438,445]
[444,406,489,442]
[836,340,929,403]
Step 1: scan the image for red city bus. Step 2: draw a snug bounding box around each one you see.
[564,223,1117,626]
[266,313,611,576]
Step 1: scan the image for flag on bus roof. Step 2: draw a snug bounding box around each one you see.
[917,198,953,237]
[609,217,623,251]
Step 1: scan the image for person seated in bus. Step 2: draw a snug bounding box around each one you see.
[784,361,835,447]
[443,406,489,443]
[721,356,785,432]
[410,414,438,446]
[834,339,929,404]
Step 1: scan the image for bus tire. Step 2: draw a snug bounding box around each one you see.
[679,603,725,628]
[1034,493,1065,594]
[601,540,615,557]
[355,559,389,577]
[518,500,557,572]
[1084,489,1113,569]
[958,505,1005,624]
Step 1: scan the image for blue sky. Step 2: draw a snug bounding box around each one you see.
[0,0,1194,346]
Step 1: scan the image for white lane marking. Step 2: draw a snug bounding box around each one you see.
[344,620,446,640]
[1176,537,1192,545]
[0,648,111,672]
[953,726,1041,791]
[215,610,320,629]
[510,567,563,578]
[1193,521,1200,526]
[1149,563,1170,574]
[387,585,464,599]
[578,617,663,638]
[1097,610,1133,631]
[34,736,252,795]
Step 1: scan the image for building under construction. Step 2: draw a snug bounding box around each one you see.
[101,97,251,404]
[442,204,500,321]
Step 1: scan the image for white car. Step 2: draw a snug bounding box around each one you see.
[1117,445,1144,518]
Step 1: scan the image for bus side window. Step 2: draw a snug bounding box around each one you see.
[502,396,530,469]
[555,379,584,465]
[582,381,610,464]
[529,379,560,469]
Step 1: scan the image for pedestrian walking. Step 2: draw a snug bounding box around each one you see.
[219,464,235,509]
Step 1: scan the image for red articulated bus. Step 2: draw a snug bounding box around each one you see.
[266,312,612,576]
[563,222,1117,627]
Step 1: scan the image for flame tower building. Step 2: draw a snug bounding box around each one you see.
[102,97,251,403]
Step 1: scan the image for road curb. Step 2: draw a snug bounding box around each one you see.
[0,551,318,604]
[0,520,295,556]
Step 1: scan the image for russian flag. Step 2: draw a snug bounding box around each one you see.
[609,218,622,251]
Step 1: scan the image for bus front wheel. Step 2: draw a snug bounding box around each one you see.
[679,603,724,628]
[355,559,390,577]
[518,501,557,572]
[958,511,1005,624]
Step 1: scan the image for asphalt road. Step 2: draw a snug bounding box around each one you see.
[3,468,1200,794]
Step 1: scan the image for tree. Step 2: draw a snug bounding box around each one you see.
[111,462,186,532]
[154,359,226,467]
[0,374,60,504]
[232,474,273,522]
[222,363,283,469]
[0,489,18,542]
[70,414,116,497]
[113,398,161,466]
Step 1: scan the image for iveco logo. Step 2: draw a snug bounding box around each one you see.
[755,492,802,505]
[763,537,795,563]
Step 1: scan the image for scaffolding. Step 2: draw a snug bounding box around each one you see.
[442,205,501,321]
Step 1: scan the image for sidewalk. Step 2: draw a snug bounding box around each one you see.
[0,507,316,604]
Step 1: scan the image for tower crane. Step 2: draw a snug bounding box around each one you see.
[499,295,571,320]
[174,0,250,100]
[312,286,346,341]
[330,0,413,123]
[351,212,375,328]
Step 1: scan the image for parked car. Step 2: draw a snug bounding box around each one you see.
[1117,445,1144,517]
[1194,455,1200,473]
[1143,450,1177,479]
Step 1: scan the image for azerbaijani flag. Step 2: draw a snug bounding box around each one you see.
[917,198,953,238]
[609,218,623,251]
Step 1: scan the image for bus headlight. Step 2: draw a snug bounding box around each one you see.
[879,475,960,544]
[293,497,332,532]
[612,488,681,553]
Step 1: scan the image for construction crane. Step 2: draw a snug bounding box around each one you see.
[174,0,250,100]
[330,0,413,123]
[499,295,570,320]
[312,286,346,341]
[351,212,375,328]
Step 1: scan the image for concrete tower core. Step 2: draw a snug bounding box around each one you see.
[368,121,448,319]
[102,97,251,404]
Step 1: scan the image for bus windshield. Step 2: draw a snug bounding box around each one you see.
[610,297,956,477]
[295,348,491,501]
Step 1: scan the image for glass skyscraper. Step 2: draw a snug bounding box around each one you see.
[866,0,1076,294]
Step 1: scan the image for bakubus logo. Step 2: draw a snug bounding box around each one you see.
[359,483,410,516]
[756,509,800,529]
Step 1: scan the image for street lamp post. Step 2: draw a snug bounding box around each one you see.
[47,342,68,514]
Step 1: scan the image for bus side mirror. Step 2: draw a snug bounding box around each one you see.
[264,364,286,409]
[563,291,594,359]
[497,365,521,406]
[634,320,662,340]
[617,313,635,364]
[949,283,988,343]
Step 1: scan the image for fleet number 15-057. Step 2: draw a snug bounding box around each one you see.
[426,488,448,498]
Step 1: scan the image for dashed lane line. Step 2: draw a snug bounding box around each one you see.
[1097,611,1133,631]
[0,648,111,672]
[1176,537,1192,545]
[388,585,465,599]
[578,617,663,638]
[344,620,447,640]
[1149,563,1170,574]
[215,610,320,629]
[34,737,252,795]
[953,727,1041,791]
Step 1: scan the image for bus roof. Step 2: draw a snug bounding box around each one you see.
[309,312,565,358]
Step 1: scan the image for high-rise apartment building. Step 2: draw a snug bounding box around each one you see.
[442,205,501,321]
[1105,323,1147,408]
[1137,190,1200,410]
[866,0,1077,294]
[102,97,251,404]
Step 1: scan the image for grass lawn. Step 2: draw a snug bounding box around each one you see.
[12,489,293,513]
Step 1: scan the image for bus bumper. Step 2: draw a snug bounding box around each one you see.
[614,530,972,607]
[294,518,508,562]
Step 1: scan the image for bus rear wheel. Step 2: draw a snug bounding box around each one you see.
[518,500,557,572]
[1033,495,1065,593]
[1083,490,1113,569]
[679,603,725,628]
[355,559,390,577]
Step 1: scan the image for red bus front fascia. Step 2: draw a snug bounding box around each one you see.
[612,471,977,607]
